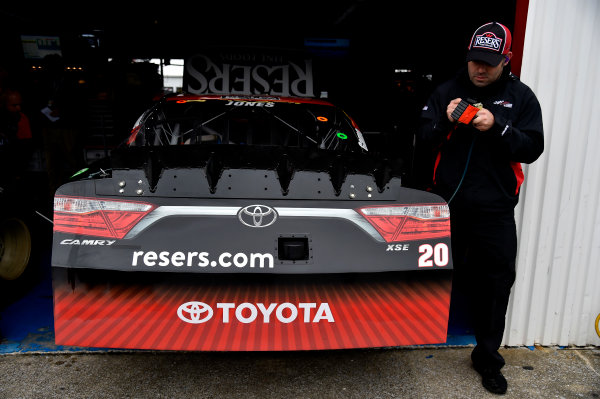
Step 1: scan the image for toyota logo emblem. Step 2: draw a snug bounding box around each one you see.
[177,302,214,324]
[238,205,278,228]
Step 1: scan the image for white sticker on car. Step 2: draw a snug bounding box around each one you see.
[131,250,274,269]
[177,302,334,324]
[418,243,449,267]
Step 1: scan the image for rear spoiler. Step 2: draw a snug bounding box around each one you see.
[109,146,403,195]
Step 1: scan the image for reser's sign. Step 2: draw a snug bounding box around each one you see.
[184,54,314,97]
[177,301,334,324]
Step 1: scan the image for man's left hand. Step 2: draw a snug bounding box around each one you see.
[472,108,495,131]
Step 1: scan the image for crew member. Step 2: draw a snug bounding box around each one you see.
[0,89,33,175]
[416,22,544,394]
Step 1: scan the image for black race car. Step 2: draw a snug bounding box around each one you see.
[52,94,452,351]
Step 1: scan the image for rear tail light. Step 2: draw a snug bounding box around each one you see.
[54,196,155,239]
[357,204,450,242]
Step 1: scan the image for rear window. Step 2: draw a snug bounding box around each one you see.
[127,96,368,153]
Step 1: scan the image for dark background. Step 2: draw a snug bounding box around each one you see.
[0,1,518,197]
[1,2,517,130]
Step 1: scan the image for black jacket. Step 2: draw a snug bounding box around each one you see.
[416,66,544,211]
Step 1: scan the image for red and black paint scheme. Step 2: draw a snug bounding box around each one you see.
[52,94,453,351]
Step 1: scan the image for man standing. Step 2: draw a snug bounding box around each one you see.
[417,22,544,394]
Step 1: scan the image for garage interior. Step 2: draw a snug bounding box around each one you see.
[0,2,518,351]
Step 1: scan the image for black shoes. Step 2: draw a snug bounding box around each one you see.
[474,364,507,395]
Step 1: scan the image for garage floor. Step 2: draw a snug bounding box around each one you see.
[0,251,107,353]
[0,266,62,353]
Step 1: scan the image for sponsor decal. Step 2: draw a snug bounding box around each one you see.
[177,301,213,324]
[131,250,274,269]
[60,239,116,246]
[473,32,503,51]
[238,205,278,228]
[185,53,314,97]
[493,100,513,108]
[224,100,275,107]
[177,301,334,324]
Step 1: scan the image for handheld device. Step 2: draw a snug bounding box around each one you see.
[451,99,482,124]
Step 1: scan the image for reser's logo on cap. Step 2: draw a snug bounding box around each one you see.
[177,302,214,324]
[474,32,502,51]
[238,205,278,228]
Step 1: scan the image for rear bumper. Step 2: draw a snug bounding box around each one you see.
[52,267,452,351]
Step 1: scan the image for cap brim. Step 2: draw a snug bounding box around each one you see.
[466,50,504,66]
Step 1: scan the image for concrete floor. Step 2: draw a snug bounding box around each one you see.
[0,346,598,398]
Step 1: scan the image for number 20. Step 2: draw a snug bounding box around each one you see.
[418,244,449,267]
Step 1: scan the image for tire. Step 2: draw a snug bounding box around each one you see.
[0,218,32,280]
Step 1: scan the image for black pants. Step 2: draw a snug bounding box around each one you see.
[449,206,517,372]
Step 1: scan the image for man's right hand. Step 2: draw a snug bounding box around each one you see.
[446,98,462,122]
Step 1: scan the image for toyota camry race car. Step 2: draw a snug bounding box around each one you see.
[51,94,452,351]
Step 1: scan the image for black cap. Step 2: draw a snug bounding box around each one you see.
[466,22,512,66]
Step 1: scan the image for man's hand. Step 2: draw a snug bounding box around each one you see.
[447,98,495,131]
[446,98,462,122]
[472,108,495,131]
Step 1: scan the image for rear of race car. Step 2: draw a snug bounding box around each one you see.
[51,94,453,351]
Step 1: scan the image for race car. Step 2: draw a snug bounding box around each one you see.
[51,94,452,351]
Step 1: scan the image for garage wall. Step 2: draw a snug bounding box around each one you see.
[505,0,600,346]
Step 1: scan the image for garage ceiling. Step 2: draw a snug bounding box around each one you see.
[3,2,517,63]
